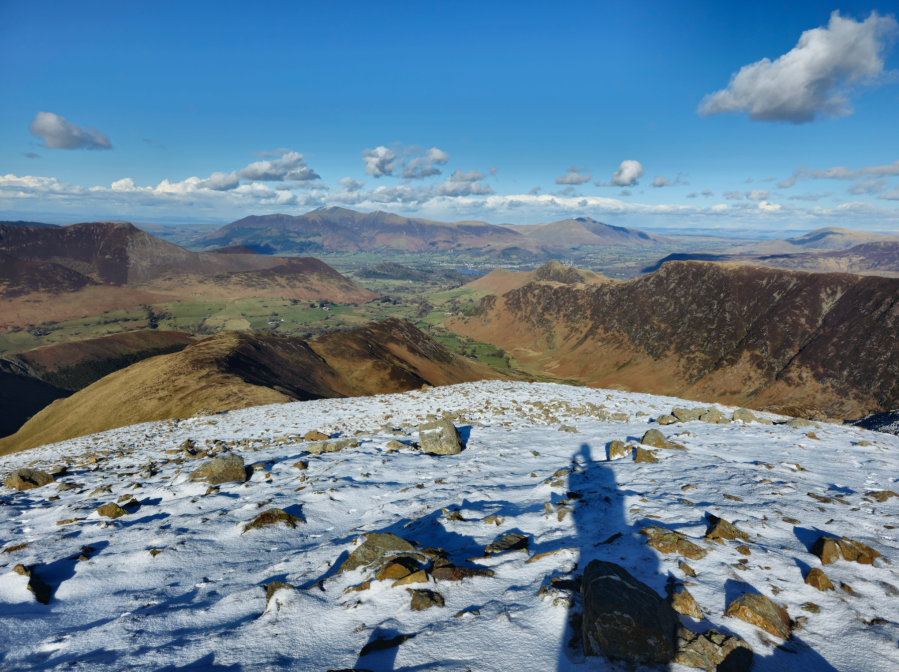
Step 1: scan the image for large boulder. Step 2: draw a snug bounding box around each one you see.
[640,429,671,450]
[580,560,680,665]
[725,593,792,640]
[188,453,247,485]
[699,408,730,424]
[418,418,463,455]
[672,407,703,423]
[4,469,55,491]
[704,515,750,543]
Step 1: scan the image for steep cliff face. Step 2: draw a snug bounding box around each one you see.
[449,261,899,418]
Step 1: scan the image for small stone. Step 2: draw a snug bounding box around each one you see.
[485,532,528,555]
[188,453,247,485]
[736,545,751,556]
[409,589,444,610]
[656,414,677,425]
[558,425,578,433]
[149,549,164,557]
[678,560,697,577]
[805,568,834,591]
[675,627,753,672]
[634,447,659,463]
[669,585,703,619]
[418,418,463,455]
[293,460,309,470]
[376,558,418,582]
[724,494,744,502]
[96,503,127,519]
[705,515,750,542]
[483,515,504,526]
[244,508,303,532]
[867,490,899,503]
[304,430,329,441]
[782,517,801,525]
[4,469,55,491]
[725,593,792,640]
[801,602,820,613]
[641,429,671,449]
[840,582,857,596]
[640,526,708,560]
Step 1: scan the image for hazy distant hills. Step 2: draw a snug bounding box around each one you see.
[0,220,59,228]
[0,221,377,327]
[0,318,503,454]
[449,260,899,419]
[734,226,899,255]
[197,207,670,255]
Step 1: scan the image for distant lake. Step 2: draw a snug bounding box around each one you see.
[456,269,487,275]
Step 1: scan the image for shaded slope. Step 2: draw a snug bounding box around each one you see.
[0,318,504,454]
[0,368,71,439]
[449,261,899,418]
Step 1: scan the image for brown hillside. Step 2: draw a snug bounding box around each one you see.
[735,227,899,255]
[467,260,616,295]
[449,261,899,419]
[506,217,671,246]
[0,318,504,455]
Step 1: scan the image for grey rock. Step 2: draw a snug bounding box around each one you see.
[608,440,629,459]
[641,429,671,449]
[4,469,55,491]
[672,407,704,423]
[699,407,730,424]
[418,418,463,456]
[340,533,418,574]
[675,627,753,672]
[188,453,247,485]
[657,414,678,425]
[581,560,680,665]
[306,438,359,455]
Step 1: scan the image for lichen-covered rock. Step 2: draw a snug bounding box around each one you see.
[669,585,703,619]
[805,568,834,591]
[784,417,820,429]
[376,557,419,582]
[580,560,680,665]
[675,628,753,672]
[409,589,444,610]
[811,535,881,565]
[418,418,463,455]
[867,490,899,503]
[304,430,329,441]
[4,469,55,491]
[244,508,303,532]
[699,407,730,424]
[293,460,309,470]
[725,593,792,640]
[704,515,750,543]
[97,503,127,519]
[634,447,659,463]
[640,526,708,560]
[340,533,418,574]
[608,440,628,459]
[485,532,528,555]
[732,408,759,423]
[672,407,703,422]
[306,438,358,455]
[641,429,671,450]
[657,414,677,425]
[188,453,247,485]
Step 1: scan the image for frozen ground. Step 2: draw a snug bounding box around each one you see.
[1,380,898,672]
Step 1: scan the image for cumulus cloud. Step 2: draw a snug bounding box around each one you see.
[338,177,365,192]
[198,172,240,191]
[435,169,494,197]
[362,144,449,180]
[701,189,714,197]
[746,189,771,201]
[652,172,688,188]
[699,11,898,123]
[555,166,592,185]
[237,151,320,182]
[597,160,645,187]
[724,191,743,200]
[29,112,112,150]
[555,186,580,197]
[528,186,542,195]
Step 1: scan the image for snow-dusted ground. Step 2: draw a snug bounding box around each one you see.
[1,380,898,672]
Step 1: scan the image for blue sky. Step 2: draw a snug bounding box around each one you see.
[1,0,898,231]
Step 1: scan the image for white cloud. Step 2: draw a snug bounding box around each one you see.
[724,191,743,200]
[236,151,320,182]
[555,166,592,185]
[746,189,771,201]
[29,112,112,150]
[435,169,494,197]
[781,160,899,188]
[701,189,713,197]
[598,160,644,187]
[848,178,890,195]
[198,172,240,191]
[880,188,899,201]
[528,186,542,195]
[618,190,632,197]
[338,177,365,192]
[758,201,781,211]
[686,192,698,198]
[361,144,449,180]
[699,11,898,123]
[652,175,671,188]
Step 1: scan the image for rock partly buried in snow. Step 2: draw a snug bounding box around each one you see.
[188,453,247,485]
[866,490,899,503]
[418,418,463,455]
[96,502,127,519]
[4,469,55,491]
[340,533,418,574]
[811,535,881,565]
[485,532,528,555]
[264,581,296,613]
[431,565,494,581]
[805,567,834,591]
[732,408,758,423]
[608,440,628,459]
[668,585,703,619]
[409,589,444,610]
[306,438,359,455]
[580,560,680,665]
[641,429,671,449]
[675,628,754,672]
[634,447,659,463]
[640,526,708,560]
[244,508,303,532]
[657,414,677,425]
[672,407,703,423]
[783,417,820,429]
[725,593,793,640]
[699,408,730,424]
[304,430,329,441]
[704,515,750,543]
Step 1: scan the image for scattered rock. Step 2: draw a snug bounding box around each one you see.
[657,414,677,425]
[245,508,303,532]
[375,558,419,582]
[867,490,899,503]
[418,418,463,455]
[580,560,680,665]
[305,430,329,441]
[558,425,578,433]
[641,429,671,450]
[699,408,730,424]
[392,570,429,587]
[725,593,792,640]
[306,438,358,455]
[640,526,708,560]
[264,581,296,612]
[672,407,703,422]
[188,453,247,485]
[485,532,528,555]
[724,494,744,502]
[358,633,416,657]
[340,533,418,574]
[784,418,820,429]
[409,589,444,610]
[96,503,127,519]
[805,568,834,591]
[732,408,759,423]
[483,514,504,526]
[705,515,750,543]
[674,628,753,672]
[736,545,751,556]
[678,560,697,577]
[811,535,881,565]
[385,439,406,451]
[3,469,55,491]
[293,460,309,470]
[431,566,494,581]
[801,602,820,613]
[669,585,703,619]
[634,447,659,463]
